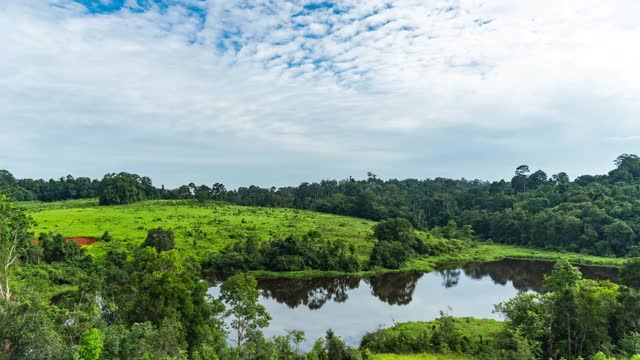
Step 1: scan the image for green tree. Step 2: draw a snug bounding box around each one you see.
[127,248,213,354]
[544,260,582,293]
[287,329,306,356]
[98,172,156,205]
[0,292,64,359]
[142,227,175,253]
[39,233,83,263]
[219,273,271,348]
[495,293,547,359]
[77,328,104,360]
[604,220,635,256]
[372,218,425,254]
[528,170,549,189]
[369,241,411,269]
[0,195,32,301]
[620,258,640,290]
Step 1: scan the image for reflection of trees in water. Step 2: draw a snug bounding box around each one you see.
[578,265,618,283]
[230,260,618,310]
[258,276,360,310]
[439,269,461,288]
[365,271,424,305]
[435,259,618,292]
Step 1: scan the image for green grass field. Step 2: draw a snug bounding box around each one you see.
[408,242,627,269]
[22,199,378,261]
[20,199,625,274]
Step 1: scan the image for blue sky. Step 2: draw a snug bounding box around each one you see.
[1,0,640,188]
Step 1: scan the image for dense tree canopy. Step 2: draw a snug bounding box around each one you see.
[4,154,640,256]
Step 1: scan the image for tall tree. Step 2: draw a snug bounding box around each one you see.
[0,195,32,301]
[142,227,175,253]
[219,273,271,348]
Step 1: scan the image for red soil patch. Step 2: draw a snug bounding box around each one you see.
[31,237,98,246]
[66,237,98,246]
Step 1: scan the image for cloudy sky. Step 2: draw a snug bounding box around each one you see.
[1,0,639,188]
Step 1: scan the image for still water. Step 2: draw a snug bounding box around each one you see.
[208,259,617,349]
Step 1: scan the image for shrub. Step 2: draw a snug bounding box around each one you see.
[369,241,412,269]
[142,227,175,253]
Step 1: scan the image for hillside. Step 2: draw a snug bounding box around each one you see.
[22,199,378,261]
[21,199,625,272]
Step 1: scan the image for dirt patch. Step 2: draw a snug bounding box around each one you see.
[66,237,98,246]
[31,237,98,246]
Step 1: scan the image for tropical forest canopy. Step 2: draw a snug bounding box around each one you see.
[3,154,640,257]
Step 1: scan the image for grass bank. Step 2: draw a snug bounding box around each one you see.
[362,317,502,359]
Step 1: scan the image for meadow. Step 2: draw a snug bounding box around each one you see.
[22,199,377,261]
[21,199,625,275]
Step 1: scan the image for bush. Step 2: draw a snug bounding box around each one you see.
[369,241,412,269]
[101,231,113,242]
[142,227,175,253]
[207,232,360,273]
[38,233,83,263]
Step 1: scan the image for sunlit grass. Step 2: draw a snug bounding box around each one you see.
[21,199,625,274]
[23,199,377,261]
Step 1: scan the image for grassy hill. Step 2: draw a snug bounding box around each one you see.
[20,199,624,275]
[21,199,378,261]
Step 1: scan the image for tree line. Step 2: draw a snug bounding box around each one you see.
[3,154,640,256]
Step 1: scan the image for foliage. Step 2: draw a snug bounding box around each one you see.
[308,329,368,360]
[219,273,271,348]
[98,172,158,206]
[0,292,64,359]
[360,317,501,356]
[6,154,640,257]
[24,199,378,264]
[369,241,412,269]
[208,231,362,273]
[141,227,175,253]
[77,328,104,360]
[368,218,456,269]
[37,233,84,263]
[620,258,640,290]
[495,261,637,360]
[0,195,32,300]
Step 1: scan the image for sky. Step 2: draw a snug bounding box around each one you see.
[1,0,640,188]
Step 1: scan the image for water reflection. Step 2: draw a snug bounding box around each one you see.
[242,259,618,310]
[365,271,423,305]
[208,259,618,349]
[259,276,360,309]
[435,259,618,293]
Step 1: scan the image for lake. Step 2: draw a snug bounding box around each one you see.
[208,259,618,350]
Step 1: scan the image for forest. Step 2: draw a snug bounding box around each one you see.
[1,190,639,359]
[3,154,640,257]
[2,156,640,359]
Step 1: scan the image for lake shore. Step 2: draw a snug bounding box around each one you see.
[246,242,625,279]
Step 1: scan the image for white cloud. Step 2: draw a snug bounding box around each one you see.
[1,0,639,185]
